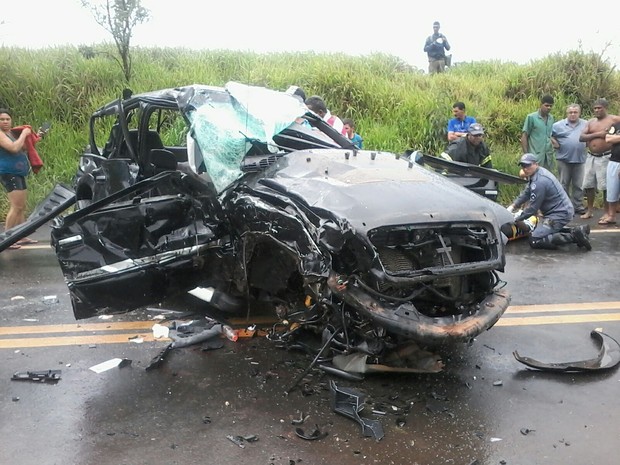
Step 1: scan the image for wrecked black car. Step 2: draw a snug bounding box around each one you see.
[49,82,514,350]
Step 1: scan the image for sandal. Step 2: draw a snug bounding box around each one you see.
[16,238,38,245]
[8,243,21,250]
[598,217,617,225]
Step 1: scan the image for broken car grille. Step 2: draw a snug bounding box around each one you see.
[368,223,499,276]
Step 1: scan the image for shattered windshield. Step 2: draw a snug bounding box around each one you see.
[187,82,308,192]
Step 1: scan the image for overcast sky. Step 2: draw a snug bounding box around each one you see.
[2,0,619,72]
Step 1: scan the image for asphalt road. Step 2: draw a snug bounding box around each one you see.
[1,217,619,465]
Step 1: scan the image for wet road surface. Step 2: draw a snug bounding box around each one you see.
[1,218,619,465]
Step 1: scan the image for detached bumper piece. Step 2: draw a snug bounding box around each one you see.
[329,380,384,441]
[513,330,620,372]
[11,370,62,383]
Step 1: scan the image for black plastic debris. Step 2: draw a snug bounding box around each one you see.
[171,325,221,349]
[318,364,364,381]
[513,330,620,372]
[291,412,309,425]
[145,343,173,371]
[201,338,225,351]
[520,427,536,435]
[226,434,259,448]
[295,425,328,441]
[11,370,61,383]
[329,380,384,441]
[425,400,448,415]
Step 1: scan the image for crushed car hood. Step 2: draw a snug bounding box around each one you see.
[255,148,515,231]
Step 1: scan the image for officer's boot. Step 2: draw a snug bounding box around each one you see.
[569,225,592,251]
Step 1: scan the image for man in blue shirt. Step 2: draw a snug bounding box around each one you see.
[447,102,476,142]
[507,153,591,251]
[551,104,587,214]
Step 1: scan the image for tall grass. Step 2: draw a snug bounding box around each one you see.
[1,45,618,217]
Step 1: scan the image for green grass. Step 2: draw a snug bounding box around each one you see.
[1,45,618,217]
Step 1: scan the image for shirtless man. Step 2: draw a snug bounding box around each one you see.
[578,98,620,221]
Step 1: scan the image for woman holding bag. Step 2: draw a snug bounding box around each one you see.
[0,108,38,249]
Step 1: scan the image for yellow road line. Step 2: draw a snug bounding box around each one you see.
[0,334,170,349]
[0,321,156,335]
[496,312,620,326]
[590,228,620,234]
[1,301,620,348]
[506,301,620,314]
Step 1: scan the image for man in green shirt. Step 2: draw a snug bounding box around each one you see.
[521,95,555,171]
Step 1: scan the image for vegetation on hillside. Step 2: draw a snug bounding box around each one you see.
[0,46,618,217]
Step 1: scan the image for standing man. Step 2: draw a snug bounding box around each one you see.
[551,104,588,215]
[601,122,620,225]
[445,123,492,167]
[578,98,620,222]
[507,154,591,251]
[521,95,555,171]
[423,21,450,75]
[447,102,476,141]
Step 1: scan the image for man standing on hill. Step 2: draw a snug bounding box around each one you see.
[423,21,450,74]
[521,95,555,171]
[551,104,587,215]
[578,98,620,222]
[447,102,476,141]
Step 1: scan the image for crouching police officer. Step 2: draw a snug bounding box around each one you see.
[505,153,591,250]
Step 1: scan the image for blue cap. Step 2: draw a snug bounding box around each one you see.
[518,153,538,166]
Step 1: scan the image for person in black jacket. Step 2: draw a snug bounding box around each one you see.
[423,21,451,74]
[445,123,492,167]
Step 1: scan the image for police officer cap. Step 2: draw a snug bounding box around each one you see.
[518,153,538,166]
[468,123,484,135]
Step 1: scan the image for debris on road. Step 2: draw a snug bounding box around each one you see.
[291,412,310,425]
[226,434,259,448]
[11,369,62,383]
[294,425,328,441]
[145,343,173,371]
[170,325,221,349]
[513,329,620,372]
[331,346,443,375]
[89,358,131,373]
[152,323,170,339]
[42,295,59,304]
[330,380,384,441]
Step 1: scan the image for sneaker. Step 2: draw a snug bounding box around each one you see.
[573,227,592,251]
